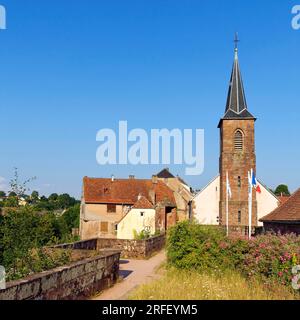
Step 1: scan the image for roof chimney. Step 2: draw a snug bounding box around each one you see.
[148,189,156,205]
[152,175,158,184]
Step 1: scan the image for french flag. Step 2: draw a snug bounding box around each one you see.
[252,172,261,194]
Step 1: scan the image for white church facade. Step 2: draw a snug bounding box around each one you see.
[193,176,279,227]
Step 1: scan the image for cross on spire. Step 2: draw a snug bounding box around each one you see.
[234,32,240,51]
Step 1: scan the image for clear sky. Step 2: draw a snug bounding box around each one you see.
[0,0,299,198]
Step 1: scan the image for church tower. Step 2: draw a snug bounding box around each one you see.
[218,37,257,230]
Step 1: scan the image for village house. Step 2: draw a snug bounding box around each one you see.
[155,168,194,221]
[260,188,300,235]
[80,175,183,240]
[117,196,156,239]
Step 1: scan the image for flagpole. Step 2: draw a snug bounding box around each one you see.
[248,169,253,240]
[226,171,229,237]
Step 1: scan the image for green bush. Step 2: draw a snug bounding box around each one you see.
[6,248,71,281]
[133,229,152,240]
[0,206,78,280]
[240,233,300,286]
[167,221,300,290]
[167,222,238,271]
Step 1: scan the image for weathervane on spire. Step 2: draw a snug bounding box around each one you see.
[234,32,240,51]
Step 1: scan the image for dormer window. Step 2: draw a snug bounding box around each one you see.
[234,130,244,151]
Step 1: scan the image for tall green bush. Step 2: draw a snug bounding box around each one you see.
[167,221,300,290]
[0,206,78,280]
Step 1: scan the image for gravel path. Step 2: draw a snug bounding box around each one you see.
[93,250,166,300]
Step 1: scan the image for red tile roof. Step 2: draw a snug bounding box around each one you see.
[278,196,290,205]
[132,196,154,209]
[83,177,176,206]
[260,188,300,222]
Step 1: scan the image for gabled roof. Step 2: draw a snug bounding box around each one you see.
[260,188,300,222]
[157,168,175,179]
[83,177,176,206]
[132,196,154,209]
[192,175,220,199]
[218,46,255,128]
[277,195,290,204]
[257,179,279,201]
[176,175,190,188]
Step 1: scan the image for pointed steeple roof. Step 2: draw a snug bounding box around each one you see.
[219,35,255,127]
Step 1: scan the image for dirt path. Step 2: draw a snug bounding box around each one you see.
[93,251,166,300]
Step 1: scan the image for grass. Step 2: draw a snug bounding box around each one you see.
[128,266,298,300]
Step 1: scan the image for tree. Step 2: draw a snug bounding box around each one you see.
[4,197,18,208]
[274,184,290,196]
[31,190,39,199]
[0,207,69,279]
[9,168,36,199]
[61,204,80,232]
[40,196,48,202]
[48,193,58,201]
[57,193,76,209]
[0,191,6,198]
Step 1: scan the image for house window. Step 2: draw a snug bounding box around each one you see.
[140,212,144,217]
[238,176,241,188]
[234,130,243,151]
[107,204,116,213]
[100,222,108,233]
[238,210,242,224]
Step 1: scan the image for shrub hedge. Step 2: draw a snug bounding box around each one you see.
[167,221,300,288]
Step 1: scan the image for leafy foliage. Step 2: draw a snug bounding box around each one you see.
[9,167,36,199]
[274,184,291,196]
[167,222,300,290]
[0,205,80,280]
[133,229,152,240]
[0,191,6,198]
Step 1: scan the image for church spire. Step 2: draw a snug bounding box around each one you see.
[222,33,255,120]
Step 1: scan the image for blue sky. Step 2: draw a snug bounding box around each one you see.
[0,0,299,198]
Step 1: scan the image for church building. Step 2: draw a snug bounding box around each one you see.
[193,41,279,231]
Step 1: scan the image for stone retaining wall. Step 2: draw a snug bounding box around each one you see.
[0,251,120,300]
[97,234,165,259]
[54,235,165,259]
[53,238,98,251]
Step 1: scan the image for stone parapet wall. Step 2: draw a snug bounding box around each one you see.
[97,235,165,259]
[0,251,120,300]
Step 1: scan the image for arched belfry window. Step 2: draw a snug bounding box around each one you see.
[234,130,244,151]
